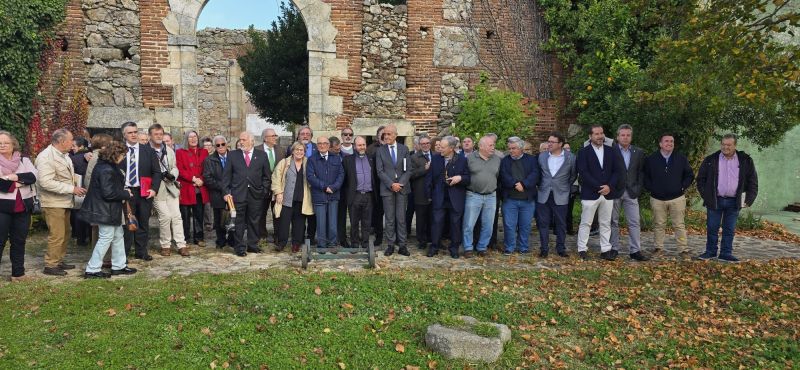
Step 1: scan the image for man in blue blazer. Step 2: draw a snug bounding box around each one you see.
[537,132,577,257]
[306,136,345,252]
[576,125,622,260]
[499,137,539,255]
[425,136,470,258]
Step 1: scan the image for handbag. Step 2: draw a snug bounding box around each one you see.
[29,185,42,214]
[125,201,139,231]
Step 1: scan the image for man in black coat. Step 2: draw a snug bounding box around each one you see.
[203,135,234,249]
[342,136,377,249]
[119,121,162,261]
[695,134,758,262]
[643,133,695,255]
[410,135,433,249]
[259,128,285,243]
[222,132,272,257]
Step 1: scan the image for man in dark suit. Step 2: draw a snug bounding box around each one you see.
[499,136,539,255]
[203,135,234,249]
[375,124,413,256]
[425,136,470,258]
[259,128,285,243]
[366,125,385,246]
[410,135,433,249]
[342,136,376,249]
[609,124,649,261]
[120,121,162,261]
[222,131,272,257]
[306,136,345,252]
[576,125,622,261]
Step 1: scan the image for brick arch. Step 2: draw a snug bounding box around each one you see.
[159,0,347,134]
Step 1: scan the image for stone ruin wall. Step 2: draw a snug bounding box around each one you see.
[42,0,568,144]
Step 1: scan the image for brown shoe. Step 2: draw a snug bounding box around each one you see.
[197,240,205,247]
[179,247,190,257]
[464,251,474,258]
[477,251,488,257]
[160,248,171,257]
[10,275,34,283]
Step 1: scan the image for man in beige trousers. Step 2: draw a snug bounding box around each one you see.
[148,124,189,257]
[36,129,87,276]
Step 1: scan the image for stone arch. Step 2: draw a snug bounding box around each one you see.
[159,0,347,135]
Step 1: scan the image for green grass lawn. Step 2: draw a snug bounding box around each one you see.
[1,260,798,369]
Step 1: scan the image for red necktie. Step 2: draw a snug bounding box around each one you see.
[244,151,251,167]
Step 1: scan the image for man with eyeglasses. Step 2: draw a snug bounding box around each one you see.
[410,135,433,250]
[149,124,188,257]
[306,136,345,253]
[260,128,285,244]
[340,127,355,156]
[203,135,235,249]
[119,121,162,261]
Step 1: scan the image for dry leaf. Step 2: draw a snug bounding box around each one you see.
[222,361,230,369]
[106,308,117,317]
[337,362,346,369]
[323,328,331,333]
[405,366,420,370]
[395,343,405,353]
[427,360,438,369]
[167,295,177,302]
[201,327,212,337]
[210,360,217,369]
[124,303,133,311]
[314,287,322,295]
[269,315,277,324]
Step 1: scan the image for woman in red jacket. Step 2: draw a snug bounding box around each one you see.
[176,130,210,246]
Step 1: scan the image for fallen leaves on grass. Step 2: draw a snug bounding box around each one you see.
[105,308,116,317]
[201,327,212,337]
[395,342,405,353]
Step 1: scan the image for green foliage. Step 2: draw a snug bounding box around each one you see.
[453,74,537,150]
[238,2,308,126]
[540,0,800,161]
[0,0,67,144]
[737,211,765,231]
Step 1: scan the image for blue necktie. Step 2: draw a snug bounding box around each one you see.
[390,145,396,165]
[220,156,226,169]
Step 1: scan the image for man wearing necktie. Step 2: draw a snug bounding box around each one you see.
[375,124,413,256]
[259,128,285,244]
[410,135,433,250]
[223,132,272,257]
[119,122,162,261]
[203,135,234,249]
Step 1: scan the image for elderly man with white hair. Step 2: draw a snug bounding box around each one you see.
[499,136,539,255]
[462,135,501,258]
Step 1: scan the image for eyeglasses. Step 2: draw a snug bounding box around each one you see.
[215,143,226,147]
[342,133,353,137]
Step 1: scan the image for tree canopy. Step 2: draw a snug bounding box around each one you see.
[238,2,308,127]
[539,0,800,160]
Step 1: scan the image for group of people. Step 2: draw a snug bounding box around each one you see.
[0,121,759,281]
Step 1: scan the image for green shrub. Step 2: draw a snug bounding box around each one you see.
[453,73,536,151]
[0,0,67,147]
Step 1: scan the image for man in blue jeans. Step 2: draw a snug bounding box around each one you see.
[462,135,501,258]
[306,136,344,253]
[695,134,758,262]
[499,137,539,255]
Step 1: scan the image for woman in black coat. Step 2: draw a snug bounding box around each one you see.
[79,142,138,279]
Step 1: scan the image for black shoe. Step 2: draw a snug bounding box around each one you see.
[77,240,90,247]
[236,250,247,257]
[600,251,616,261]
[630,251,650,261]
[450,250,460,259]
[539,250,549,258]
[398,247,410,256]
[84,271,110,279]
[384,245,395,256]
[579,251,588,260]
[557,251,569,258]
[426,246,437,257]
[417,243,427,250]
[274,244,286,252]
[610,250,619,258]
[134,254,153,261]
[58,262,76,270]
[374,238,383,247]
[111,267,138,275]
[247,246,263,253]
[43,267,67,276]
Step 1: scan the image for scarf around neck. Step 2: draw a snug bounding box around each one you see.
[0,151,21,176]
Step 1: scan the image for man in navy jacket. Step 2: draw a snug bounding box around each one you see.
[425,136,470,258]
[499,137,539,255]
[576,125,622,261]
[306,136,344,252]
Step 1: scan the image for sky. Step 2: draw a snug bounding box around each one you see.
[197,0,284,30]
